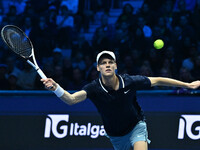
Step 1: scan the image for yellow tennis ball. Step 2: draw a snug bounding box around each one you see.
[154,39,164,49]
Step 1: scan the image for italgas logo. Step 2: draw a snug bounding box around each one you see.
[178,115,200,140]
[44,114,105,139]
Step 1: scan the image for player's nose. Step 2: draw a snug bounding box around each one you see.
[106,64,110,68]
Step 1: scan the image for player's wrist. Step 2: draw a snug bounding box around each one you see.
[53,84,65,97]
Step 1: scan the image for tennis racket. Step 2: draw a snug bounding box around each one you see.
[1,25,47,79]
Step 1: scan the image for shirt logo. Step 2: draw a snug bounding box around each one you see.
[124,89,130,94]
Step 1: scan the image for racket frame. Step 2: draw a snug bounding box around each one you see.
[1,25,47,79]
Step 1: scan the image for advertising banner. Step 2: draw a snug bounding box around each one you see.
[0,91,200,150]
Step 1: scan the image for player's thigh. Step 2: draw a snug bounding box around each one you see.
[132,141,148,150]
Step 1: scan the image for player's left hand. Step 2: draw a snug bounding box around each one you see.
[188,80,200,89]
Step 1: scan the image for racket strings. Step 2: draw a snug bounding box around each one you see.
[2,27,32,58]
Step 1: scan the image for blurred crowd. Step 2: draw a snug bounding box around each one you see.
[0,0,200,91]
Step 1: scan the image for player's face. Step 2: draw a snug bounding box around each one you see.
[97,58,117,77]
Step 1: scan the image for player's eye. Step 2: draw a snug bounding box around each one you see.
[100,61,107,65]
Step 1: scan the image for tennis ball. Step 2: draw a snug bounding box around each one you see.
[153,39,164,49]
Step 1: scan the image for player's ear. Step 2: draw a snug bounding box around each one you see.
[114,63,117,70]
[97,65,100,71]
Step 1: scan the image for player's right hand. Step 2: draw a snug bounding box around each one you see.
[41,78,57,91]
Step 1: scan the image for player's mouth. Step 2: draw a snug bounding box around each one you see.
[105,69,112,72]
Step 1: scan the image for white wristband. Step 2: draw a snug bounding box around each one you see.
[53,84,65,97]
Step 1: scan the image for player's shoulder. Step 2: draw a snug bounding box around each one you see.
[82,78,101,98]
[82,78,99,89]
[119,74,151,89]
[119,73,136,80]
[119,74,149,82]
[90,78,99,86]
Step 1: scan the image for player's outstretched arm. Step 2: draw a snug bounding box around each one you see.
[41,78,87,105]
[148,77,200,89]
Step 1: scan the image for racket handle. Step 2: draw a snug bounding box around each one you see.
[37,68,47,79]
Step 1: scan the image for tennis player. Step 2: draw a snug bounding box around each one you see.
[41,50,200,150]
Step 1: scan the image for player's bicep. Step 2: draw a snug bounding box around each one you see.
[71,90,87,104]
[148,77,159,87]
